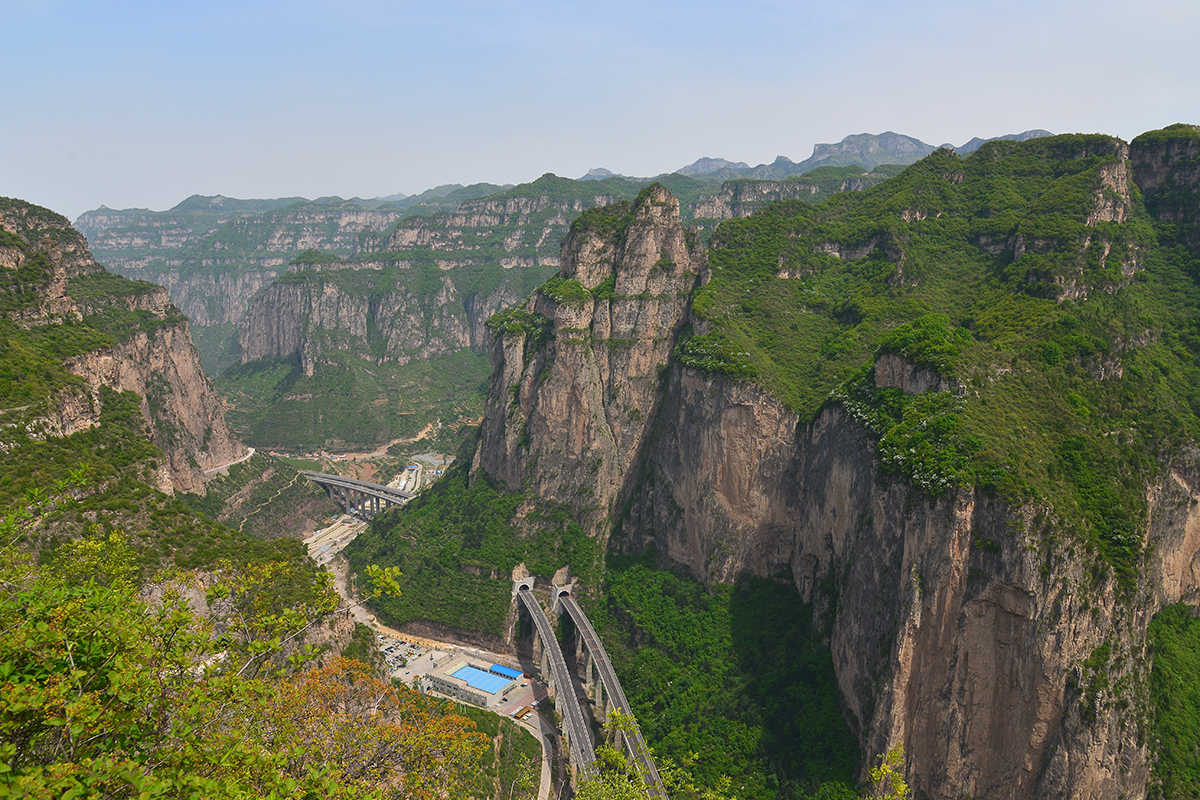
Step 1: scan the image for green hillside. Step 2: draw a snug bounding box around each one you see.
[345,126,1200,799]
[0,200,311,576]
[217,349,493,452]
[682,132,1199,587]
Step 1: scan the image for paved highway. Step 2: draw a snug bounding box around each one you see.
[560,593,667,798]
[517,588,596,773]
[301,471,415,512]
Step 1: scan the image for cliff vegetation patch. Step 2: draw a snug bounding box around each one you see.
[218,349,491,452]
[587,553,860,800]
[689,132,1200,587]
[1148,603,1200,799]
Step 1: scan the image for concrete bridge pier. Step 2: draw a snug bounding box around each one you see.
[302,472,414,520]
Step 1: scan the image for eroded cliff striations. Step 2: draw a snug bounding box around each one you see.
[236,271,527,374]
[65,285,244,494]
[472,184,702,537]
[692,174,888,220]
[621,367,1194,799]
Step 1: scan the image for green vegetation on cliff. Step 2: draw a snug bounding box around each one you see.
[586,554,859,800]
[453,704,543,800]
[1149,603,1200,799]
[0,533,487,799]
[1,200,315,577]
[688,133,1200,587]
[178,451,339,539]
[345,457,599,637]
[342,128,1200,800]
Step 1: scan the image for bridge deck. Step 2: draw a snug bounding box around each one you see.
[560,594,667,798]
[517,589,596,773]
[301,471,415,506]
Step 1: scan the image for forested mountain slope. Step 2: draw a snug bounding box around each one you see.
[0,198,519,800]
[350,125,1200,800]
[0,197,334,565]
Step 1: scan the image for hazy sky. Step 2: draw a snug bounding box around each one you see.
[4,0,1198,221]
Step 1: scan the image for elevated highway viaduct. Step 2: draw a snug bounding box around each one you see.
[557,588,667,799]
[301,471,414,517]
[515,584,597,776]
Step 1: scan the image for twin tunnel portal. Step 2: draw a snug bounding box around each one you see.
[303,471,667,796]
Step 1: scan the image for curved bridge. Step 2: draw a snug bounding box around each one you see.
[301,471,415,517]
[516,587,596,774]
[558,589,667,798]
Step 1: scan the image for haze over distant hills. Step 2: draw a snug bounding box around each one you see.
[72,126,1053,388]
[670,128,1053,180]
[574,129,1054,184]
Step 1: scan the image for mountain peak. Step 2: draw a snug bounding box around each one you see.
[955,129,1055,154]
[676,157,751,176]
[579,167,623,181]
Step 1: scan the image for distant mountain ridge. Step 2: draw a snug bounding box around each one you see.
[956,129,1054,154]
[74,127,1051,382]
[675,157,751,176]
[675,129,1053,180]
[578,167,625,181]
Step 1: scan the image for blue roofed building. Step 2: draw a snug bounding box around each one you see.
[423,654,519,707]
[489,664,522,680]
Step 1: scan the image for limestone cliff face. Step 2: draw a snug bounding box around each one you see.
[465,167,1200,798]
[1131,124,1200,250]
[692,175,886,219]
[231,186,637,370]
[76,208,222,254]
[152,267,281,326]
[64,286,244,494]
[368,192,616,259]
[0,201,244,494]
[77,202,410,368]
[471,185,702,535]
[77,201,404,269]
[223,204,404,255]
[236,270,525,374]
[1,204,103,281]
[620,366,1192,799]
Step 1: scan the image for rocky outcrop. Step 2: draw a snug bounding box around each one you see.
[471,185,702,536]
[488,339,1183,798]
[0,199,245,494]
[152,267,281,326]
[465,163,1200,798]
[619,366,1183,800]
[1,203,104,280]
[76,201,404,268]
[235,181,650,372]
[369,191,617,255]
[63,297,244,494]
[874,352,950,394]
[76,200,412,371]
[1131,124,1200,251]
[692,175,890,220]
[975,138,1145,301]
[1129,125,1200,199]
